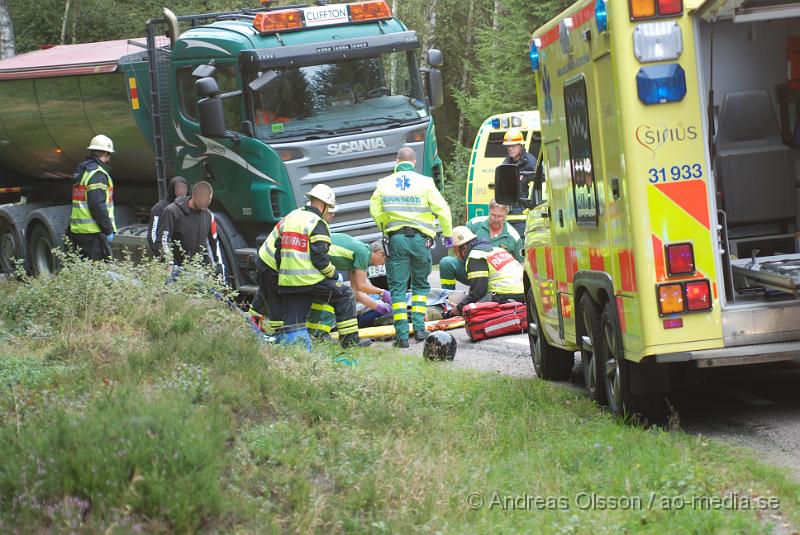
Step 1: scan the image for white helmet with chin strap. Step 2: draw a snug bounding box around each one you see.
[87,134,115,153]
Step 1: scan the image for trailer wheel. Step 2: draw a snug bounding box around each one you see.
[527,286,574,380]
[28,224,58,277]
[0,219,20,275]
[600,301,666,424]
[578,294,605,403]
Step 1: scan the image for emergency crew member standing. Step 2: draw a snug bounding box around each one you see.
[448,225,525,317]
[440,199,522,289]
[500,128,537,235]
[370,147,453,348]
[68,135,117,261]
[277,184,368,348]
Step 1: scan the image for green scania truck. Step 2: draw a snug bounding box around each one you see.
[0,1,445,292]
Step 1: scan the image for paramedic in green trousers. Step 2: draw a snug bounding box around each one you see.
[440,199,522,289]
[370,147,454,348]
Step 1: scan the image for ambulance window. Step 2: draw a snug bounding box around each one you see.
[564,78,599,227]
[484,131,528,158]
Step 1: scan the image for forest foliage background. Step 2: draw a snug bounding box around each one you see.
[0,0,571,220]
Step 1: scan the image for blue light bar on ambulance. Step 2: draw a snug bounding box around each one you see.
[596,0,608,33]
[253,1,392,34]
[636,63,686,105]
[491,117,501,128]
[529,38,541,72]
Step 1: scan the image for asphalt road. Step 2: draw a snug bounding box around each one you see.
[388,270,800,480]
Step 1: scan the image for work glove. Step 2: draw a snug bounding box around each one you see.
[381,290,392,303]
[375,302,392,315]
[106,233,115,243]
[442,236,454,249]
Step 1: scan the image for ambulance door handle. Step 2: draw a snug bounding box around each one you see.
[558,210,564,227]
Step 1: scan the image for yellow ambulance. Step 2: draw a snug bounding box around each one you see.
[495,0,800,422]
[465,111,541,222]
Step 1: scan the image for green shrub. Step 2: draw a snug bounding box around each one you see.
[0,388,228,531]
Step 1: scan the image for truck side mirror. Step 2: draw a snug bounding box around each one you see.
[192,64,217,79]
[495,164,521,206]
[426,48,444,68]
[195,76,219,98]
[426,68,444,109]
[198,97,226,138]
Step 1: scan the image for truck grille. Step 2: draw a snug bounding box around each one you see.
[276,126,428,243]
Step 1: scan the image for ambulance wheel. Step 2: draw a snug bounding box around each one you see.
[600,301,667,424]
[527,287,573,380]
[577,294,605,403]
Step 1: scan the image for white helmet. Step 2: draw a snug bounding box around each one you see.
[87,134,115,153]
[305,184,336,208]
[452,226,477,247]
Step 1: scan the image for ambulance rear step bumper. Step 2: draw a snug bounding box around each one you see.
[655,340,800,368]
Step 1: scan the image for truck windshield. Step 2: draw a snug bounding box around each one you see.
[248,50,427,140]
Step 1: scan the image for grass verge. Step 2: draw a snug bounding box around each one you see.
[0,256,798,533]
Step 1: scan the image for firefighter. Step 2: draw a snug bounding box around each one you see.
[306,234,391,338]
[147,176,188,254]
[448,225,525,317]
[159,181,225,277]
[500,128,537,235]
[278,184,368,348]
[68,134,117,261]
[370,147,454,348]
[440,199,522,290]
[252,220,284,332]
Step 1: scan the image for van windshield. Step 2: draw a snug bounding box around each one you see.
[248,50,427,141]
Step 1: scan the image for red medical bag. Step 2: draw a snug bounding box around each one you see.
[463,301,528,342]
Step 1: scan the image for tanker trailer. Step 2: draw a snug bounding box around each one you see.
[0,39,155,276]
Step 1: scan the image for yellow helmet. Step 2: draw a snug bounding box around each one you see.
[502,129,525,146]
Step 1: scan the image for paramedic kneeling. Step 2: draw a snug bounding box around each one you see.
[448,225,525,317]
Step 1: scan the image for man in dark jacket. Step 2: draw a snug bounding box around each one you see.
[68,134,117,261]
[159,181,224,277]
[147,176,188,254]
[500,128,537,235]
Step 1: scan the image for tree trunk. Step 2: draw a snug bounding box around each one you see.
[71,0,79,43]
[422,0,437,56]
[0,0,15,59]
[456,0,476,144]
[390,0,399,90]
[60,0,71,45]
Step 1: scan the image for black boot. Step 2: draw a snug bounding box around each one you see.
[393,338,409,348]
[341,333,371,348]
[414,330,430,342]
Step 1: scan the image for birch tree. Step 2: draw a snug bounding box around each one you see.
[0,0,15,59]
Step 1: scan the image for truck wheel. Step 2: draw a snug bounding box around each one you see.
[527,286,574,380]
[212,212,247,290]
[599,301,667,424]
[578,294,605,403]
[28,224,59,277]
